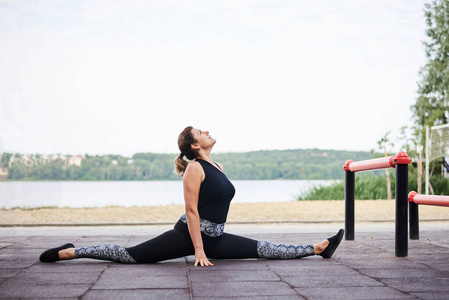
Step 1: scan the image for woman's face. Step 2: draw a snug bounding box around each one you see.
[191,128,216,150]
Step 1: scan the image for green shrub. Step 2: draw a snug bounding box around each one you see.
[299,172,449,200]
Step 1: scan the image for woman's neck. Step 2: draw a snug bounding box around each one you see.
[197,151,213,163]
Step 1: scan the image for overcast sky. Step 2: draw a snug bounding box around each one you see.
[0,0,428,156]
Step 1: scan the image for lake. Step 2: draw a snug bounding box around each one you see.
[0,180,334,209]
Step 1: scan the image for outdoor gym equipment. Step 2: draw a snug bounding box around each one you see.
[343,152,411,257]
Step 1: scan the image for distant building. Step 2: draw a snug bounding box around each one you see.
[311,152,328,157]
[68,155,85,167]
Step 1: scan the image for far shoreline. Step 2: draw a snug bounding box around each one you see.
[2,200,448,225]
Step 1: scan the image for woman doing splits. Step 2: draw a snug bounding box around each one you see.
[40,126,344,266]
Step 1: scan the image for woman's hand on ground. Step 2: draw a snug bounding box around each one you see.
[194,249,213,267]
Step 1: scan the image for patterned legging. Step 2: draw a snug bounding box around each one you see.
[73,222,315,263]
[74,241,314,264]
[257,241,314,259]
[75,244,136,264]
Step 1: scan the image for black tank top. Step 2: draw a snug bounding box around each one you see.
[196,159,235,224]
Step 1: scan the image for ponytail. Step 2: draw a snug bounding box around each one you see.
[174,154,189,177]
[174,126,197,177]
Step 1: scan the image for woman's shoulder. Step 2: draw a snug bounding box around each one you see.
[184,161,204,176]
[186,160,202,170]
[184,161,205,182]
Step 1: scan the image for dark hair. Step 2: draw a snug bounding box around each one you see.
[174,126,198,177]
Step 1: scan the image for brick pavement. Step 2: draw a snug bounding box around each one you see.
[1,227,449,299]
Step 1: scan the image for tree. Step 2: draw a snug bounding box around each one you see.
[372,132,395,200]
[412,0,449,141]
[1,153,13,167]
[412,0,449,194]
[397,126,424,193]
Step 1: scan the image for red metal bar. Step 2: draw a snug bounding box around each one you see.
[408,191,449,207]
[347,156,394,172]
[342,151,410,173]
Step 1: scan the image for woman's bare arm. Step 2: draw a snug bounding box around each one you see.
[183,162,213,267]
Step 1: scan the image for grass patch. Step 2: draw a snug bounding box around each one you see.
[298,173,449,201]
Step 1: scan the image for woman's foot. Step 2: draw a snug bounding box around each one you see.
[313,240,329,255]
[39,243,75,262]
[317,229,344,258]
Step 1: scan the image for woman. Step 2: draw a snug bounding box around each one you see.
[40,126,344,266]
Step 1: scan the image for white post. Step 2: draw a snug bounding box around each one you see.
[425,125,430,195]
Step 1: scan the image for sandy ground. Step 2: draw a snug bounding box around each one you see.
[1,200,448,225]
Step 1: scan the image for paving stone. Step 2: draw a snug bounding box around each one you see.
[339,256,422,269]
[107,263,187,276]
[416,260,449,272]
[408,253,449,263]
[0,253,39,262]
[381,277,449,292]
[0,260,35,268]
[281,274,384,288]
[0,255,33,262]
[19,241,76,250]
[342,240,383,252]
[0,239,31,246]
[337,249,393,258]
[189,259,266,271]
[10,271,101,285]
[25,262,109,273]
[411,291,449,299]
[0,268,19,279]
[0,243,12,249]
[0,247,41,256]
[93,275,188,289]
[192,281,298,297]
[358,267,448,278]
[1,229,449,299]
[0,282,90,299]
[190,270,280,282]
[262,257,341,266]
[408,243,449,254]
[267,264,359,276]
[83,289,191,300]
[295,286,411,299]
[195,296,305,300]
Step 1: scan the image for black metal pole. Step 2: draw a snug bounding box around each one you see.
[409,201,419,240]
[345,170,355,240]
[395,164,408,257]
